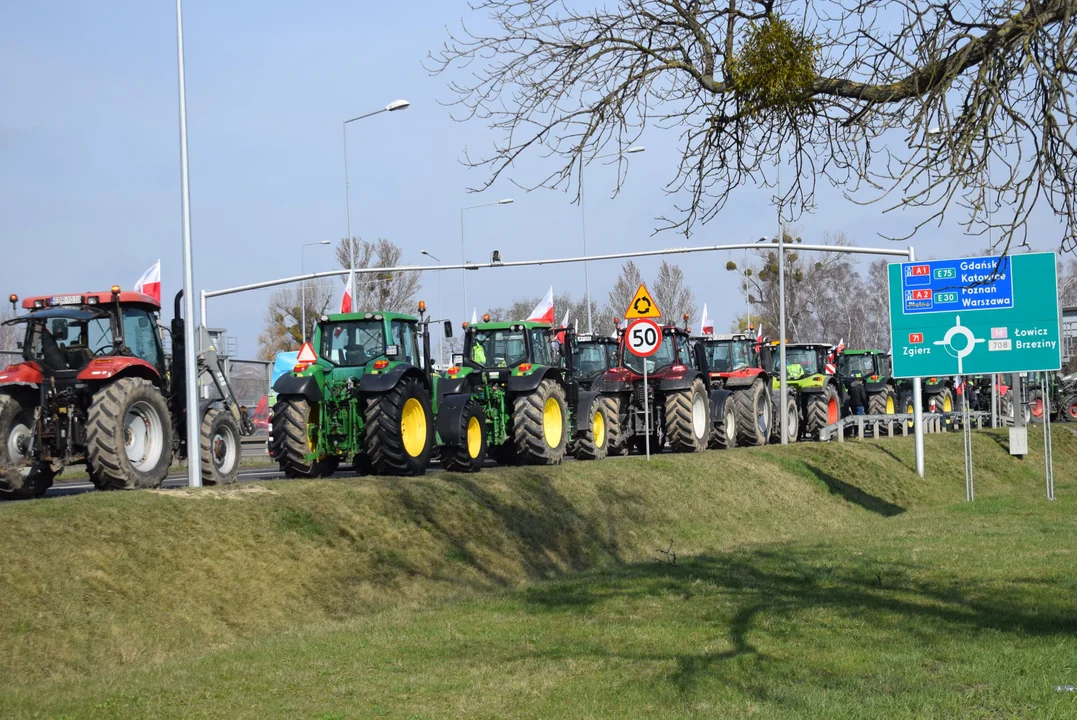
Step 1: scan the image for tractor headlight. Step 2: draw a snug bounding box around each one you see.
[86,296,99,305]
[33,300,45,309]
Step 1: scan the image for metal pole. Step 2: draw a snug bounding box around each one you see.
[909,246,925,478]
[344,122,354,254]
[644,360,650,460]
[175,0,201,488]
[991,374,998,429]
[1044,372,1055,500]
[199,290,207,331]
[963,376,974,501]
[581,156,593,334]
[460,208,467,320]
[437,262,443,365]
[777,158,788,444]
[300,247,306,344]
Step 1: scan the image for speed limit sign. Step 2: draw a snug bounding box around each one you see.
[627,318,662,357]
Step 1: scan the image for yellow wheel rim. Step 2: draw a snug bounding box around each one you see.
[886,396,895,414]
[943,395,953,412]
[401,398,427,458]
[593,409,606,449]
[543,397,563,449]
[466,415,482,460]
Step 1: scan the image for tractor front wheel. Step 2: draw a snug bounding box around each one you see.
[710,399,736,450]
[733,379,771,447]
[511,379,568,465]
[269,397,336,478]
[87,378,172,490]
[664,378,709,453]
[770,393,799,444]
[200,408,241,485]
[867,386,897,416]
[574,399,610,461]
[603,396,628,456]
[1028,389,1046,423]
[805,384,840,438]
[927,387,954,413]
[439,399,487,473]
[0,393,54,500]
[365,377,434,476]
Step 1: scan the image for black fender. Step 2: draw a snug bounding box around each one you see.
[435,392,473,446]
[507,366,563,395]
[272,374,323,403]
[658,371,704,393]
[573,389,601,432]
[588,377,632,394]
[358,365,429,394]
[437,375,471,398]
[709,388,732,424]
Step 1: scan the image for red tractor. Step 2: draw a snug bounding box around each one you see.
[0,288,252,499]
[695,333,782,447]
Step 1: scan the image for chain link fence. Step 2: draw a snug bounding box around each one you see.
[1,350,21,368]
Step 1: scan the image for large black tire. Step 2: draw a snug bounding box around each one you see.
[710,398,736,450]
[1061,394,1077,422]
[1028,389,1046,424]
[200,408,241,485]
[365,377,434,476]
[574,398,610,461]
[604,396,629,456]
[86,378,173,490]
[733,379,771,447]
[664,378,709,453]
[0,393,54,500]
[439,399,487,473]
[269,397,336,478]
[770,393,799,444]
[805,383,840,438]
[867,386,897,416]
[511,378,569,465]
[927,387,954,413]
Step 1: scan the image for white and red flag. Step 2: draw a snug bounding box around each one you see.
[699,304,713,335]
[471,308,478,324]
[134,260,161,302]
[756,324,764,343]
[527,287,555,324]
[339,270,356,313]
[556,307,570,344]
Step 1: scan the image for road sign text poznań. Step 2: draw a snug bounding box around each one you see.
[888,252,1060,378]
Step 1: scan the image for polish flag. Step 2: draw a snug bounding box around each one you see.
[556,307,570,344]
[699,304,713,335]
[527,287,555,324]
[471,308,478,324]
[756,324,764,344]
[339,270,356,313]
[134,260,161,302]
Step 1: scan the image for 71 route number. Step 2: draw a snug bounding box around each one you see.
[627,319,662,357]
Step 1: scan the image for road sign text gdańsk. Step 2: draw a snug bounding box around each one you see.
[888,252,1061,378]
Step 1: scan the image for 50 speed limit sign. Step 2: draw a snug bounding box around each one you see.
[626,318,662,357]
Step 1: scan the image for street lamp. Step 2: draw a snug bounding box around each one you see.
[581,146,645,333]
[301,241,331,344]
[460,198,513,318]
[343,99,410,270]
[420,249,444,365]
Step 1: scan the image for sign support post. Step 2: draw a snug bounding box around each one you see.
[908,247,926,478]
[624,303,662,463]
[1044,372,1055,500]
[643,361,650,460]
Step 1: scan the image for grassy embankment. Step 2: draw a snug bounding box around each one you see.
[1,428,1075,718]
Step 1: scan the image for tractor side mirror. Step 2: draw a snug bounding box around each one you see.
[51,319,68,337]
[443,320,453,338]
[452,353,464,366]
[16,340,24,350]
[386,344,400,358]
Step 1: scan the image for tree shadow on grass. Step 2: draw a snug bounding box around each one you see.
[802,464,905,517]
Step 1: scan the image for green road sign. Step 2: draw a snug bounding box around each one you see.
[888,252,1061,378]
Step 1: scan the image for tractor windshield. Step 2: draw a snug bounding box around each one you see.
[572,341,611,379]
[702,340,753,372]
[321,320,385,366]
[839,354,877,378]
[622,332,675,375]
[21,309,113,372]
[469,328,529,368]
[777,347,820,376]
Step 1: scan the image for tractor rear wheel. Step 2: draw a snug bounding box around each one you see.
[927,387,954,413]
[200,408,241,485]
[1028,389,1046,423]
[87,378,172,490]
[1062,394,1077,422]
[0,393,55,500]
[664,378,709,453]
[574,399,610,461]
[269,397,336,478]
[867,386,897,416]
[511,379,568,465]
[770,394,799,444]
[365,377,434,476]
[439,399,487,473]
[710,399,736,449]
[602,397,628,456]
[733,379,771,447]
[805,384,840,438]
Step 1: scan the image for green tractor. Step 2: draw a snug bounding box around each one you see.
[441,318,581,465]
[770,342,842,438]
[836,349,907,416]
[269,304,483,477]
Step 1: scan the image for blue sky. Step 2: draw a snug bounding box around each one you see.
[0,1,1065,355]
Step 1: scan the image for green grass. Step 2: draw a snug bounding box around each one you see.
[1,429,1074,718]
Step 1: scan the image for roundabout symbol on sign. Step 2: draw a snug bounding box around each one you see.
[932,314,986,374]
[627,318,662,357]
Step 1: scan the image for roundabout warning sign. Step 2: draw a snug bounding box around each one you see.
[888,252,1061,378]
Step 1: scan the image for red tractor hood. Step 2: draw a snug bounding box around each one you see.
[77,357,160,381]
[0,361,44,387]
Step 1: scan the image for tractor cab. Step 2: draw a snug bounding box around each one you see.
[458,320,555,377]
[616,326,698,378]
[696,334,771,380]
[314,311,425,377]
[565,333,619,384]
[772,343,829,380]
[837,350,890,381]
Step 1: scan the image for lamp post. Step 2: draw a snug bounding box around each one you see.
[580,145,645,333]
[300,241,331,344]
[343,99,410,271]
[460,198,513,318]
[420,249,443,365]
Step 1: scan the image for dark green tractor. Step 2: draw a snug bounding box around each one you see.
[836,349,907,416]
[269,305,483,477]
[560,328,619,460]
[441,319,573,465]
[770,342,842,438]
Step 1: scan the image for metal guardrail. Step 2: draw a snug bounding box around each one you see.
[819,411,991,442]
